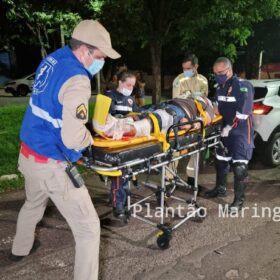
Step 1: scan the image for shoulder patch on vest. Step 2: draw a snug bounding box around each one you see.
[76,103,87,120]
[240,87,248,93]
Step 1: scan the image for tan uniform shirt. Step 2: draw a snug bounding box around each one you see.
[172,73,208,99]
[58,75,93,150]
[171,72,209,179]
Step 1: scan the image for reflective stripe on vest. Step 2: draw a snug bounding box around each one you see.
[236,111,249,120]
[218,96,236,102]
[30,98,62,128]
[216,154,232,161]
[114,105,133,112]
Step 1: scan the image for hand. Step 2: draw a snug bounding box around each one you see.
[221,125,232,137]
[82,145,93,167]
[191,91,203,98]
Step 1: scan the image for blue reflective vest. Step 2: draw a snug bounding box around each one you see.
[20,46,91,162]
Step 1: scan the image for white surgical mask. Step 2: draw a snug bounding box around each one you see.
[183,69,194,78]
[120,87,132,96]
[86,58,105,77]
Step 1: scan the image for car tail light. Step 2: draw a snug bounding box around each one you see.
[253,101,273,115]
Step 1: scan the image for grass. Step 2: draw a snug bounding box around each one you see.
[0,102,97,191]
[0,104,26,191]
[0,177,25,193]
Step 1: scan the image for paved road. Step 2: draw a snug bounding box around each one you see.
[0,89,30,106]
[0,157,279,280]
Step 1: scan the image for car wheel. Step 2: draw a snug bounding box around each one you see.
[17,85,29,96]
[264,132,280,167]
[11,90,20,97]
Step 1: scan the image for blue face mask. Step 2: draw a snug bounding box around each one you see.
[215,74,227,84]
[183,69,194,78]
[86,58,105,77]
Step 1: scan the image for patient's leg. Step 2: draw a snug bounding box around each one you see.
[130,118,151,137]
[113,117,152,138]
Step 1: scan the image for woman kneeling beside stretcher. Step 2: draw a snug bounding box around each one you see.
[93,95,216,140]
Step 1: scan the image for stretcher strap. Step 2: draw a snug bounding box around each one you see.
[149,113,170,152]
[96,170,122,176]
[194,100,206,138]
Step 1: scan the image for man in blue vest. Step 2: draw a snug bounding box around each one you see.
[9,20,120,280]
[205,57,254,213]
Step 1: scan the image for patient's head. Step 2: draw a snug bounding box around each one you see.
[117,71,136,97]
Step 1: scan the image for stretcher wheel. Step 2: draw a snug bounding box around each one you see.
[157,234,170,250]
[198,208,206,218]
[192,207,207,223]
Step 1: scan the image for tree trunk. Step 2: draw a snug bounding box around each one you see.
[60,24,65,48]
[36,26,47,58]
[26,23,47,58]
[150,42,162,104]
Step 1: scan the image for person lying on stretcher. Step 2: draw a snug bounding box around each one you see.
[93,94,216,140]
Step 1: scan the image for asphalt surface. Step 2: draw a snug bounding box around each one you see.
[0,89,30,106]
[0,155,279,280]
[1,90,279,279]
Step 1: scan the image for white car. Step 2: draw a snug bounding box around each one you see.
[251,79,280,166]
[4,73,35,97]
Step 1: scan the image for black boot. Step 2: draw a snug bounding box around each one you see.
[8,239,41,262]
[229,184,245,212]
[229,162,248,212]
[204,185,226,197]
[204,172,227,198]
[187,177,202,194]
[113,207,128,223]
[205,158,229,198]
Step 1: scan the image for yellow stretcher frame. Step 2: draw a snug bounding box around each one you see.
[92,115,222,178]
[93,115,222,149]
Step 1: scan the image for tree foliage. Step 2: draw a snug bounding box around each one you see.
[2,0,104,58]
[99,0,280,101]
[177,0,280,60]
[1,0,280,101]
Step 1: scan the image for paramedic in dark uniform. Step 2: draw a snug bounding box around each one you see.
[9,20,120,280]
[105,71,141,220]
[205,57,254,212]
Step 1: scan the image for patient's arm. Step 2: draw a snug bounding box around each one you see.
[179,118,192,130]
[179,118,201,130]
[94,114,152,140]
[179,109,213,130]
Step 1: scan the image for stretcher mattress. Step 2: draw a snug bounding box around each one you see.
[92,116,222,166]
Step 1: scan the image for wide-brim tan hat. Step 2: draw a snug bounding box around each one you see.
[72,20,121,59]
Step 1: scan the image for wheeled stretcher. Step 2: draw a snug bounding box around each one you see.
[84,112,223,249]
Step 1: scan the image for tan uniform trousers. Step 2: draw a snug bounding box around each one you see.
[166,152,197,180]
[12,153,100,280]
